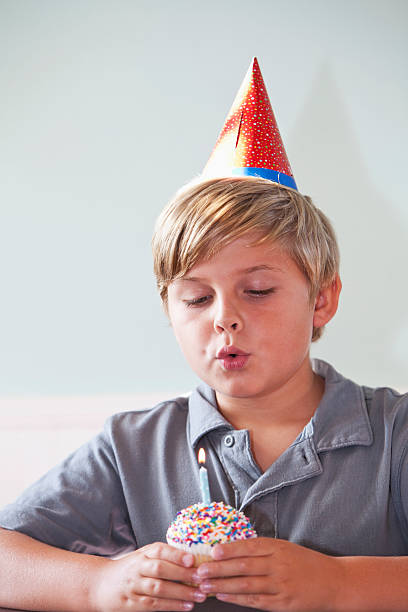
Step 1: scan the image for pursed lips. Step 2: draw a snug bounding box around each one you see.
[216,345,249,359]
[216,346,250,370]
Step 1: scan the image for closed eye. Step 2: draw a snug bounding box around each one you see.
[245,288,276,297]
[183,295,212,307]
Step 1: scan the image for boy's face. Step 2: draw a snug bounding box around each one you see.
[167,235,322,405]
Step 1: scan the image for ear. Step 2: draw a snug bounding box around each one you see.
[313,274,342,330]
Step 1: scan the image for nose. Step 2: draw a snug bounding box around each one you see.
[213,301,243,334]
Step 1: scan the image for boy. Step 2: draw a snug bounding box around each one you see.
[0,59,407,611]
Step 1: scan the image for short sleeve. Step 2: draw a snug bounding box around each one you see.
[393,440,408,539]
[391,396,408,546]
[0,419,136,557]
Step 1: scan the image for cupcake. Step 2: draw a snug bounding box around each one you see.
[166,501,257,567]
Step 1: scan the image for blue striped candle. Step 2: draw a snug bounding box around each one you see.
[198,448,211,505]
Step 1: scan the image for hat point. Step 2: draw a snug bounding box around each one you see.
[203,58,297,190]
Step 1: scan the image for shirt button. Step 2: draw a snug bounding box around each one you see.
[224,434,235,447]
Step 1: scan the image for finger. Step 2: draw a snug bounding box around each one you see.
[130,594,196,611]
[140,556,198,584]
[198,576,275,596]
[212,537,276,560]
[216,592,274,610]
[143,542,195,568]
[195,556,270,579]
[136,577,207,605]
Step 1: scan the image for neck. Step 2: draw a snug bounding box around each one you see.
[215,359,325,471]
[215,359,324,431]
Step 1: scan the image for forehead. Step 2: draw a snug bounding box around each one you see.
[178,236,301,282]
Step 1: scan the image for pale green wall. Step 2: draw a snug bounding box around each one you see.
[1,0,407,394]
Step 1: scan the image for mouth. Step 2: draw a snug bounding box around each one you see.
[216,346,250,370]
[216,345,248,359]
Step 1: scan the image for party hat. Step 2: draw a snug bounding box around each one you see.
[203,57,297,190]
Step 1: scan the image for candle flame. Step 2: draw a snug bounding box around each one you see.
[198,448,206,465]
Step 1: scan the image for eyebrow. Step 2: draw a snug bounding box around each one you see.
[180,265,283,283]
[243,265,282,274]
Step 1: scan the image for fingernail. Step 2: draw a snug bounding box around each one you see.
[216,593,229,601]
[200,581,214,592]
[212,545,224,560]
[193,591,206,602]
[191,571,201,582]
[182,553,194,567]
[197,565,209,577]
[182,603,194,610]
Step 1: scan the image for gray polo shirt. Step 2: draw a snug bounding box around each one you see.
[1,359,408,611]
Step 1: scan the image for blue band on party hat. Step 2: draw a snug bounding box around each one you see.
[231,167,298,190]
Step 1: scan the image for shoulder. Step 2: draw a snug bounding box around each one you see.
[365,388,408,537]
[312,359,408,448]
[363,385,408,431]
[315,358,408,420]
[102,394,191,446]
[360,385,408,471]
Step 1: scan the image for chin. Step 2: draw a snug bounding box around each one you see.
[215,380,262,399]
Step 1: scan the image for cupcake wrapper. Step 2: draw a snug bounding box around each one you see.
[166,538,213,560]
[191,552,212,566]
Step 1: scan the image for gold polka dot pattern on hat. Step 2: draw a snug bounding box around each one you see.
[204,57,294,181]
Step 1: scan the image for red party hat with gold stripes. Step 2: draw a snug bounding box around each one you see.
[203,57,297,190]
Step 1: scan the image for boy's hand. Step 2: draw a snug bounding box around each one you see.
[91,542,206,611]
[193,537,343,611]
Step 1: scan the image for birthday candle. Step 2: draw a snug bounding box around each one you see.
[198,448,211,505]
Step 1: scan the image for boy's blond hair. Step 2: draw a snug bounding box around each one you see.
[152,176,339,341]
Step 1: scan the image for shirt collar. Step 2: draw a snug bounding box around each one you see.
[188,359,373,451]
[310,358,373,450]
[188,384,232,448]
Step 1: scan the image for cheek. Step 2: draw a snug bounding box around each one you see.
[169,310,209,353]
[167,307,185,346]
[263,300,314,342]
[171,318,190,348]
[288,307,315,346]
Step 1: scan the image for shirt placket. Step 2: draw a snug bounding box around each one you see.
[215,430,322,538]
[215,429,260,507]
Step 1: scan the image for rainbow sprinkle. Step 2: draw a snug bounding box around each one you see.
[166,501,257,547]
